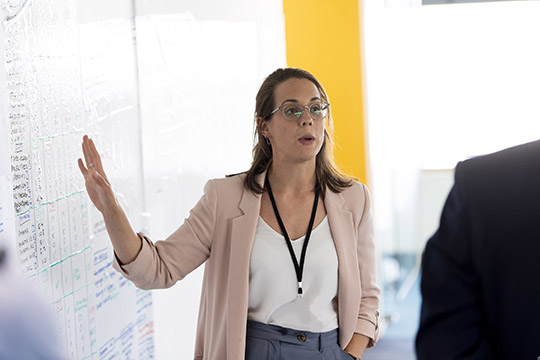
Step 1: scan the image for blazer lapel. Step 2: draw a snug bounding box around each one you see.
[226,172,264,359]
[324,189,360,347]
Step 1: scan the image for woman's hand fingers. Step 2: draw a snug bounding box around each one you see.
[77,158,88,177]
[81,135,110,184]
[79,137,116,213]
[82,135,93,169]
[89,137,110,183]
[88,137,103,170]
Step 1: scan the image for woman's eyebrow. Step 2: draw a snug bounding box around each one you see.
[281,97,321,105]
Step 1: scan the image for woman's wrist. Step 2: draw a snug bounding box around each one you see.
[345,333,369,359]
[101,196,123,217]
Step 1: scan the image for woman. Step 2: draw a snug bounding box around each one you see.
[78,67,379,360]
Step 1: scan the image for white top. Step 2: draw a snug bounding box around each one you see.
[247,216,339,332]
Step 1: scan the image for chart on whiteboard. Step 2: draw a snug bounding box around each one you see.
[0,0,154,359]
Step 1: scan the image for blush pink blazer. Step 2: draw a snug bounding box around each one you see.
[113,171,379,359]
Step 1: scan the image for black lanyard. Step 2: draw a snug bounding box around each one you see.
[265,173,319,297]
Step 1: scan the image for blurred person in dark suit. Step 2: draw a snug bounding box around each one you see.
[0,248,66,359]
[416,140,540,359]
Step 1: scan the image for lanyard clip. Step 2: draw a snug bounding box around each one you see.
[297,281,304,298]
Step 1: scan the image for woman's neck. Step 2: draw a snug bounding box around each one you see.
[267,160,316,195]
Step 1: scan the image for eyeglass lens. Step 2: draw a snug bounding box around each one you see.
[282,103,328,122]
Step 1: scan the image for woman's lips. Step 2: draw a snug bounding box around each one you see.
[299,135,315,145]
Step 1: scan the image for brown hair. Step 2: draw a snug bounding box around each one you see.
[244,67,354,196]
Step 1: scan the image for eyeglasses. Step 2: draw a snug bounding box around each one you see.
[269,102,330,122]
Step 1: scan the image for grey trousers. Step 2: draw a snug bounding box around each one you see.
[245,321,354,360]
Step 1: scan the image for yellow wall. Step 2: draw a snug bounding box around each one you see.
[282,0,369,183]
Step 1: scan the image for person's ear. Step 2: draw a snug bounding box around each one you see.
[257,117,270,138]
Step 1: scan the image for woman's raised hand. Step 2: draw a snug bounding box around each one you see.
[78,135,116,214]
[77,135,141,264]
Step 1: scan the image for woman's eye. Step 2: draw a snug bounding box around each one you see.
[285,107,302,117]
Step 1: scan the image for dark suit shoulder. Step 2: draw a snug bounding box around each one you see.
[459,139,540,176]
[453,139,540,235]
[456,139,540,192]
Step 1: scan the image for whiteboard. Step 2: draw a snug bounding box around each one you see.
[0,0,154,359]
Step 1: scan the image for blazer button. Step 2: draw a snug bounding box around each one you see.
[297,333,307,342]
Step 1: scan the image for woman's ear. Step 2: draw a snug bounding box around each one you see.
[257,117,270,137]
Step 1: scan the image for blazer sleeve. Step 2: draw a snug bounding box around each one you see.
[415,163,492,359]
[355,184,380,346]
[112,179,218,290]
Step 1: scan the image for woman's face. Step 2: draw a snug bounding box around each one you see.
[260,78,327,165]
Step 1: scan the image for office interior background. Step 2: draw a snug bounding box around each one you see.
[2,0,540,358]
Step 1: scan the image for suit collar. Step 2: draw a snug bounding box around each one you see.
[323,186,346,211]
[238,171,265,215]
[227,171,264,359]
[323,186,359,348]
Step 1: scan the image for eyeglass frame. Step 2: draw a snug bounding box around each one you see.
[268,101,330,122]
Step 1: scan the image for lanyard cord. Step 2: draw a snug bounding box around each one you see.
[265,173,319,297]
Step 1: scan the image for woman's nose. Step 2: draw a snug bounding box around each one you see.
[300,112,313,126]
